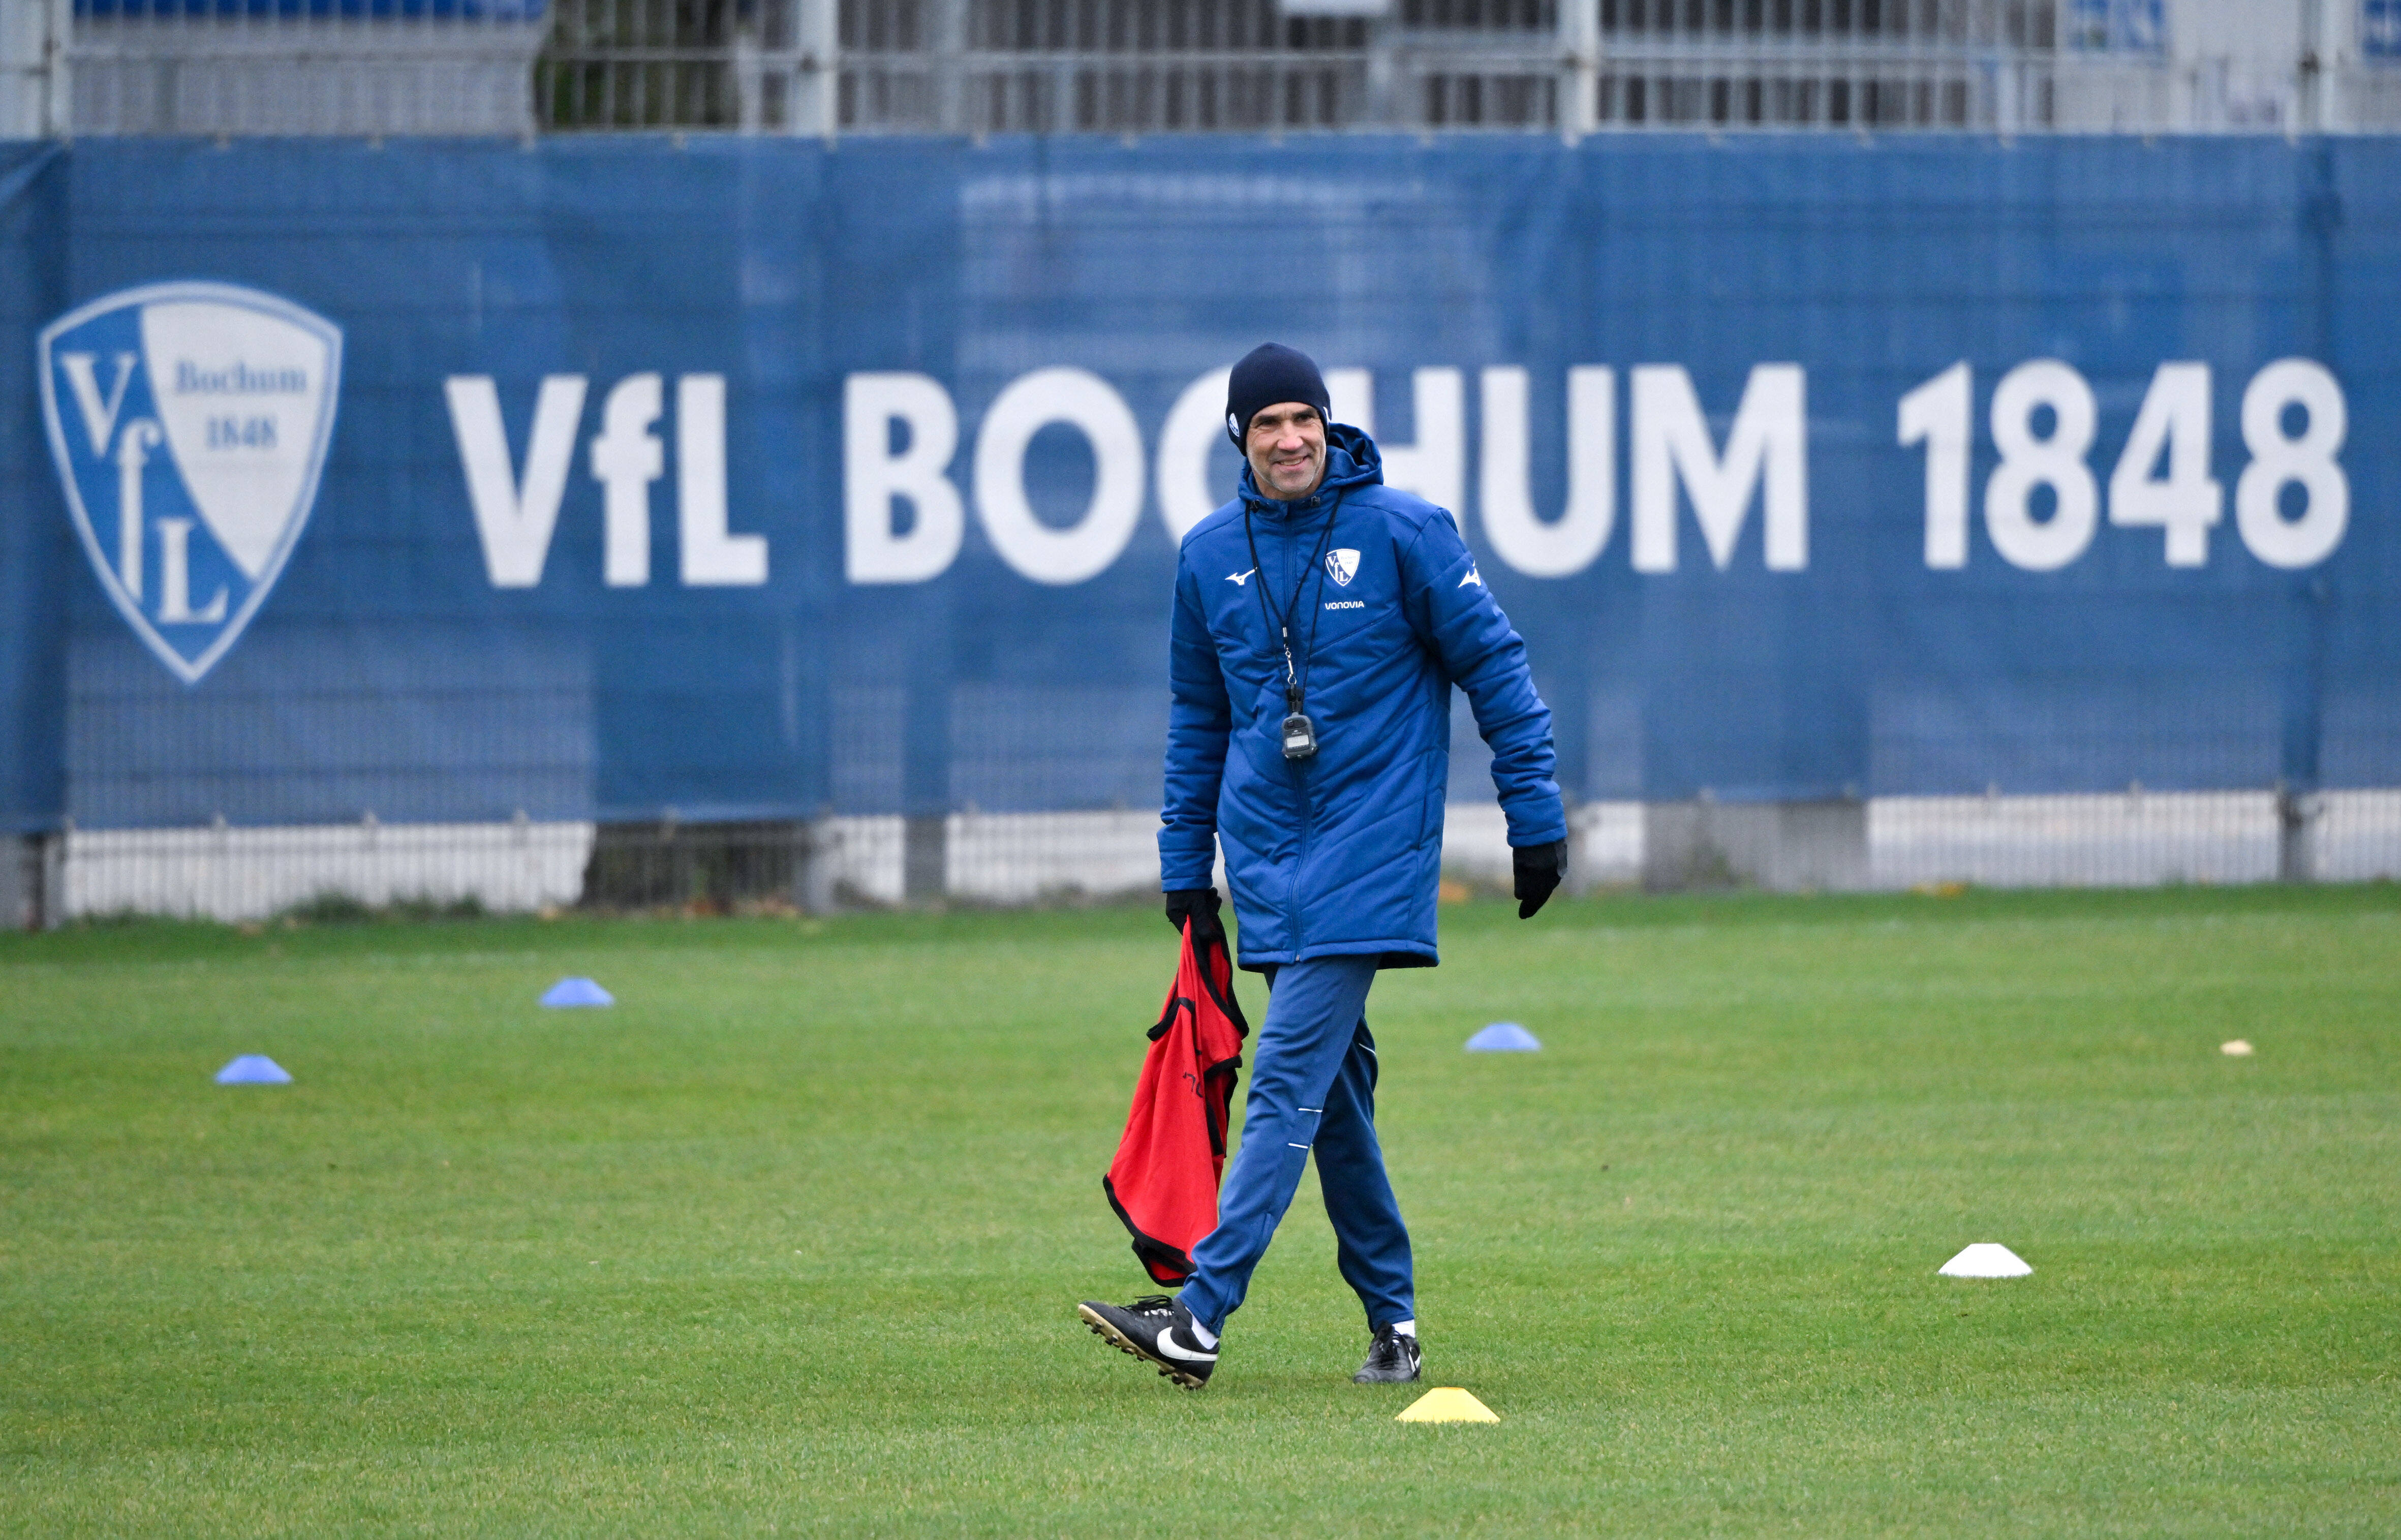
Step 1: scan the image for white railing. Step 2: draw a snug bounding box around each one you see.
[56,1,549,137]
[0,0,73,136]
[535,0,835,134]
[17,788,2400,925]
[9,0,2396,138]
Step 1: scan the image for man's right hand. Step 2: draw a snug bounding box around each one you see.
[1164,887,1225,945]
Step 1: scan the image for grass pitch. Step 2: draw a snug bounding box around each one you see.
[4,885,2398,1535]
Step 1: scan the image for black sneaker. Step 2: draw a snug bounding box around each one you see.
[1353,1325,1422,1383]
[1077,1295,1217,1389]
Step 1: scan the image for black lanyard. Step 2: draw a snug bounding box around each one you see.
[1241,492,1340,718]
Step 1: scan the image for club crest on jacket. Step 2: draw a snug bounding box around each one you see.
[38,281,343,685]
[1326,548,1361,587]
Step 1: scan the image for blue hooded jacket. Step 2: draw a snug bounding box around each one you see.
[1160,424,1566,971]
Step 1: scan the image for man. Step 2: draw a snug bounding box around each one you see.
[1079,343,1568,1389]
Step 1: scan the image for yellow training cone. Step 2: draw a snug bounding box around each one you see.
[1395,1387,1499,1423]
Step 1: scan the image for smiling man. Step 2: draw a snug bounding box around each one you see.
[1078,342,1568,1389]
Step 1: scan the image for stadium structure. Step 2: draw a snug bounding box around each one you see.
[2,1,2397,924]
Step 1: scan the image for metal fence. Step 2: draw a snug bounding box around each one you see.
[51,1,548,137]
[592,0,2049,136]
[1577,0,2056,131]
[14,3,2400,141]
[528,0,2401,137]
[534,0,835,132]
[530,0,1547,137]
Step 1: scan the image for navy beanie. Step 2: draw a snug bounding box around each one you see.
[1225,343,1331,446]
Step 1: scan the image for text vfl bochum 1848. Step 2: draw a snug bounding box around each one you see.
[38,282,343,685]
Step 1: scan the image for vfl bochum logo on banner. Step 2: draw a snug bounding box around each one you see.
[38,281,342,684]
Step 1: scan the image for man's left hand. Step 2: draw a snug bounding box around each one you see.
[1513,841,1568,919]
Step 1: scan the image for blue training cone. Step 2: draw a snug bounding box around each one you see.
[1465,1022,1542,1053]
[541,976,614,1008]
[215,1054,293,1085]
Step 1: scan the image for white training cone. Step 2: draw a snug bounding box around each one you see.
[2220,1039,2255,1057]
[1938,1243,2032,1279]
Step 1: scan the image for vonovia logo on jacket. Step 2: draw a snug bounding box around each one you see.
[38,281,342,684]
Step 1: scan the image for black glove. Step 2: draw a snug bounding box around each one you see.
[1513,841,1568,919]
[1164,886,1225,946]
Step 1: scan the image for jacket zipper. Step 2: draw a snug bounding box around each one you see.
[1286,501,1313,955]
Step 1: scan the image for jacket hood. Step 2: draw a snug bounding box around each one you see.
[1237,423,1382,513]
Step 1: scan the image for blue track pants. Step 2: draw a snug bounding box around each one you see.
[1178,954,1414,1336]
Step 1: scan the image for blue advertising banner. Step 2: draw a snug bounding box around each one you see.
[4,133,2396,833]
